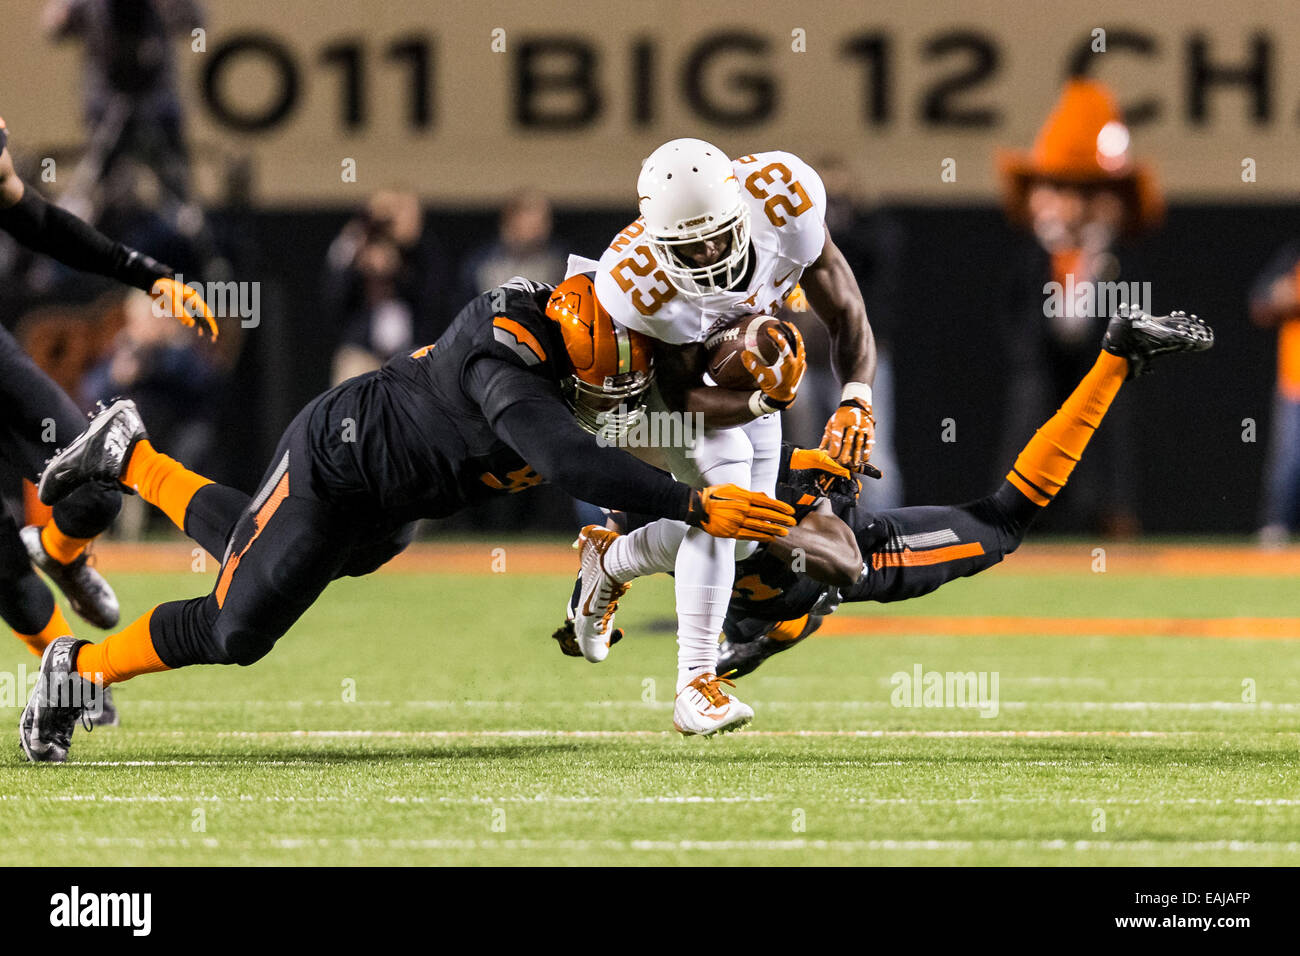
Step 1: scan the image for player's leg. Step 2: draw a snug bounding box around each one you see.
[844,345,1139,601]
[335,521,418,578]
[0,325,123,627]
[724,307,1215,675]
[21,444,357,762]
[120,437,250,557]
[855,307,1214,602]
[0,507,74,655]
[39,398,251,558]
[662,424,762,734]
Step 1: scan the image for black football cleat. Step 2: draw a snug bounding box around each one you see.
[718,615,824,679]
[38,399,147,506]
[86,686,119,728]
[717,634,792,679]
[19,636,98,763]
[1102,304,1214,380]
[21,526,120,629]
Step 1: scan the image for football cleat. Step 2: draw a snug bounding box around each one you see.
[87,686,119,728]
[717,635,789,680]
[1102,304,1214,380]
[38,399,147,506]
[672,672,754,737]
[551,616,624,659]
[569,525,630,663]
[21,526,119,629]
[19,636,99,763]
[717,614,824,679]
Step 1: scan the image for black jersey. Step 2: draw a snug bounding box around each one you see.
[303,277,692,523]
[727,484,837,621]
[0,115,8,154]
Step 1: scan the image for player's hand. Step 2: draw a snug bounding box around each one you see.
[790,444,863,496]
[687,483,796,541]
[820,399,875,469]
[151,277,219,339]
[741,323,805,407]
[789,447,851,481]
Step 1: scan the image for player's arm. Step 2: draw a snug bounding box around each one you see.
[801,225,880,467]
[764,499,862,588]
[465,357,794,540]
[801,224,876,385]
[652,340,758,428]
[0,137,217,337]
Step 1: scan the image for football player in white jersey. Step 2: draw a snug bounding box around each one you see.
[566,138,880,736]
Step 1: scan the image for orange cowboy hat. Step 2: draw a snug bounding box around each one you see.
[998,78,1164,236]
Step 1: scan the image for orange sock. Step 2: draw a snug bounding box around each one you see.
[1007,351,1129,506]
[40,521,91,565]
[122,439,213,533]
[75,607,170,686]
[13,603,74,657]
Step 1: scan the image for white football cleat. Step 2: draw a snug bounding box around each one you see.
[570,525,630,663]
[673,672,754,737]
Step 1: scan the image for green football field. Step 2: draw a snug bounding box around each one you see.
[1,542,1298,866]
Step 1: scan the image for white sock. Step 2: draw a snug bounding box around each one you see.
[673,528,734,690]
[604,519,686,583]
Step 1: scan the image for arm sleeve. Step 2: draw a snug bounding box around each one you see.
[0,187,173,292]
[464,356,693,520]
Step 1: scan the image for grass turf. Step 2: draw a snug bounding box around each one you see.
[1,553,1298,866]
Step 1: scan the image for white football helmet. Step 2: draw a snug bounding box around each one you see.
[637,138,751,296]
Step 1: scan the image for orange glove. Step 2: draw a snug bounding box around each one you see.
[820,399,876,468]
[151,277,219,339]
[741,322,805,407]
[789,446,864,499]
[687,483,796,541]
[789,447,851,481]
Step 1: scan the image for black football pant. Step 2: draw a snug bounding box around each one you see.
[0,325,121,633]
[147,403,416,668]
[723,483,1040,645]
[840,481,1038,604]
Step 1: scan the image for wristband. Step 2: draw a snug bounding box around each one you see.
[748,391,784,417]
[840,382,873,407]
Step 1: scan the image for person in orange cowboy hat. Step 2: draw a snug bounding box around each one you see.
[993,77,1164,537]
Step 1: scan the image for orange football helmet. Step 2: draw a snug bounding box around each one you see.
[545,273,654,440]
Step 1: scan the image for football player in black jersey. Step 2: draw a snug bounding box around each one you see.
[0,113,214,718]
[554,306,1214,680]
[20,273,796,762]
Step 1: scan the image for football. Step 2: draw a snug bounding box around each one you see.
[703,314,789,389]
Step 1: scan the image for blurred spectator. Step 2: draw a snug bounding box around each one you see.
[44,0,203,213]
[82,288,222,472]
[321,190,450,384]
[994,78,1163,537]
[1250,243,1300,546]
[452,190,571,531]
[783,156,905,509]
[459,190,566,301]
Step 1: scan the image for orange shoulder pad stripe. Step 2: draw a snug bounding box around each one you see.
[492,316,547,366]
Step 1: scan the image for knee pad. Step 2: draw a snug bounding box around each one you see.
[214,614,280,667]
